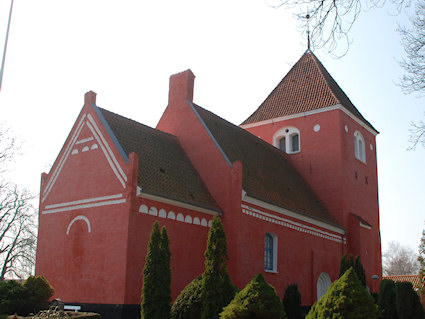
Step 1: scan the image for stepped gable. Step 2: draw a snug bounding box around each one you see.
[242,50,376,132]
[193,103,341,227]
[98,107,221,212]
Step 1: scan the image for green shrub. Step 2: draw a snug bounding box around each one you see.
[0,276,54,316]
[201,217,236,319]
[306,267,379,319]
[339,254,366,286]
[395,281,424,319]
[378,279,398,319]
[219,273,286,319]
[282,283,302,319]
[171,276,203,319]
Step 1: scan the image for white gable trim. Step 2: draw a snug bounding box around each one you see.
[41,112,128,203]
[240,104,378,136]
[242,192,345,235]
[139,192,221,217]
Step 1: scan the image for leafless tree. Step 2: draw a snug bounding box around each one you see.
[383,241,420,276]
[0,125,37,281]
[267,0,408,55]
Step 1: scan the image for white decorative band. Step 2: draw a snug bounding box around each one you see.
[42,194,126,214]
[242,204,345,244]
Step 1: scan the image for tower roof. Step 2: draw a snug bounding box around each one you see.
[241,50,376,132]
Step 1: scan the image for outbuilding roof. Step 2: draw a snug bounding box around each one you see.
[242,50,377,133]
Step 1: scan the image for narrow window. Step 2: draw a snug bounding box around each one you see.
[265,234,273,271]
[291,134,299,152]
[279,137,286,152]
[354,131,366,163]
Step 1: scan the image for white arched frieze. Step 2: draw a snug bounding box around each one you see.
[201,218,208,227]
[148,207,158,216]
[168,211,176,220]
[177,213,184,222]
[185,215,192,224]
[317,272,332,301]
[139,205,148,214]
[66,215,91,235]
[159,209,167,218]
[193,217,200,225]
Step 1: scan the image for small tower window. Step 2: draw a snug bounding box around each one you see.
[274,127,300,154]
[354,131,366,163]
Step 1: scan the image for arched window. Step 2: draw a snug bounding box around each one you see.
[264,233,277,272]
[273,127,300,154]
[354,131,366,163]
[317,272,331,301]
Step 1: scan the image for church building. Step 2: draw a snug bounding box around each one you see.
[35,50,382,319]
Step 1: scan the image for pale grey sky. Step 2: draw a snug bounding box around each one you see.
[0,0,424,255]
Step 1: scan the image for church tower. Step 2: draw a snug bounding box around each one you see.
[241,50,382,288]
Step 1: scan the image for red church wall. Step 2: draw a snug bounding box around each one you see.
[36,99,134,305]
[238,200,343,304]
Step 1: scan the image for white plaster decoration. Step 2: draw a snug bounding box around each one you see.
[159,209,167,218]
[168,211,176,220]
[345,125,348,133]
[82,146,89,152]
[317,272,332,300]
[177,213,184,222]
[201,218,208,227]
[208,220,212,227]
[42,194,126,214]
[193,217,200,225]
[139,205,148,214]
[354,131,366,163]
[313,124,320,132]
[91,144,98,150]
[185,215,192,224]
[370,143,373,150]
[149,207,158,216]
[242,204,344,243]
[76,137,94,144]
[71,149,79,155]
[273,127,300,154]
[66,215,91,235]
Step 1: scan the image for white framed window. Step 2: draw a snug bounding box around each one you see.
[317,272,331,301]
[273,127,300,154]
[264,233,278,272]
[354,131,366,163]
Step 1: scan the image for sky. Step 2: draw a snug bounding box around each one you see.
[0,0,424,257]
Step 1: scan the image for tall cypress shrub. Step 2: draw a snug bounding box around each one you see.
[378,279,398,319]
[141,222,171,319]
[339,254,366,286]
[282,283,302,319]
[201,217,236,319]
[395,281,424,319]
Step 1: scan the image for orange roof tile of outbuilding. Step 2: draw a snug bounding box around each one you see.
[384,275,424,289]
[241,50,377,132]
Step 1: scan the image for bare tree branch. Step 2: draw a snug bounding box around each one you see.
[383,241,420,276]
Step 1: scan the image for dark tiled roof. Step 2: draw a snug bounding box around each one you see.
[192,104,340,227]
[242,51,376,132]
[98,107,221,212]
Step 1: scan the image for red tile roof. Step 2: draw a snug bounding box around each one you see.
[193,103,341,228]
[241,50,376,132]
[384,275,424,289]
[98,107,221,213]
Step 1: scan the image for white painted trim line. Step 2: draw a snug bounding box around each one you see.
[242,204,344,243]
[240,104,378,136]
[242,193,345,235]
[76,137,94,144]
[66,215,91,235]
[45,194,123,209]
[359,221,372,230]
[139,192,221,216]
[42,198,126,214]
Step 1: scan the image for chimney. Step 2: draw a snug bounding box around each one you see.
[168,69,195,105]
[84,91,97,106]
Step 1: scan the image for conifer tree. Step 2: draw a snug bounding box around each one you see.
[220,273,286,319]
[418,226,425,294]
[201,217,236,319]
[378,279,398,319]
[282,283,302,319]
[339,254,366,286]
[306,267,379,319]
[395,281,424,319]
[141,222,171,319]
